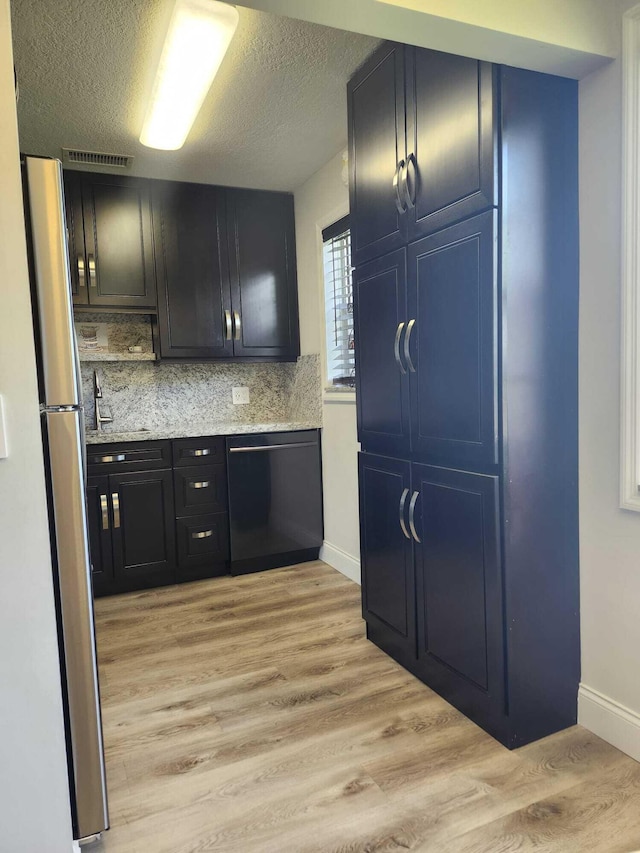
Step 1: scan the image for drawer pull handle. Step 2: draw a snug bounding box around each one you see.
[96,454,126,463]
[409,490,421,544]
[404,318,416,374]
[100,494,109,530]
[393,160,406,214]
[394,322,406,375]
[229,441,317,453]
[77,255,86,289]
[88,254,97,288]
[189,480,210,489]
[187,448,211,457]
[192,529,213,539]
[399,488,410,540]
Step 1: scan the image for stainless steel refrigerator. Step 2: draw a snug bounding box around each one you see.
[23,156,109,842]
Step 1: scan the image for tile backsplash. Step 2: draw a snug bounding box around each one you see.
[81,355,321,432]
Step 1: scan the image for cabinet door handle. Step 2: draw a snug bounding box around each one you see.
[404,318,417,373]
[77,256,86,289]
[399,488,411,540]
[187,448,210,457]
[393,161,406,214]
[88,254,97,289]
[188,480,210,489]
[100,494,109,530]
[192,529,213,539]
[409,490,421,543]
[401,153,416,209]
[394,322,407,375]
[233,311,242,342]
[112,492,121,529]
[224,310,232,341]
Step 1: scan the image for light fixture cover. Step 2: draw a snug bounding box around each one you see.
[140,0,239,151]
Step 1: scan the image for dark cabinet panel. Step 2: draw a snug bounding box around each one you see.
[359,453,415,662]
[64,172,88,305]
[354,249,410,457]
[110,469,176,591]
[226,189,300,360]
[87,440,172,475]
[412,464,504,738]
[176,513,229,580]
[79,173,157,309]
[348,42,407,266]
[153,182,232,359]
[173,464,227,517]
[86,475,114,596]
[406,50,496,240]
[408,211,498,468]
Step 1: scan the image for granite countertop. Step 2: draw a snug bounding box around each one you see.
[85,421,321,445]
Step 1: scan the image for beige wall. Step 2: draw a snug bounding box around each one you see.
[0,0,73,847]
[577,0,640,758]
[294,151,361,581]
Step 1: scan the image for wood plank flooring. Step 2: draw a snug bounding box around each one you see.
[91,561,640,853]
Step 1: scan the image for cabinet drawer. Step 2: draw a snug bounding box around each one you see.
[88,440,171,474]
[172,437,225,467]
[176,513,229,576]
[174,464,227,517]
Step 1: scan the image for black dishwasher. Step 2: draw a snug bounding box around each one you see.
[226,430,323,575]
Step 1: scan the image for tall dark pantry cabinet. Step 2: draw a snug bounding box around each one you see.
[349,42,579,748]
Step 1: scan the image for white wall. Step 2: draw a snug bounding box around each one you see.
[578,0,640,760]
[0,1,74,849]
[294,151,361,582]
[236,0,615,78]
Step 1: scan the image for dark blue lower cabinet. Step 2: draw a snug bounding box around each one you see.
[411,464,505,743]
[360,452,508,745]
[358,453,416,666]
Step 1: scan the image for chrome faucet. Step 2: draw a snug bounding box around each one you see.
[93,370,113,431]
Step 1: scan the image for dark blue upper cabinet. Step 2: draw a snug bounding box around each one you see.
[358,453,415,663]
[405,50,496,241]
[412,464,504,741]
[407,211,498,468]
[354,249,411,457]
[348,42,408,267]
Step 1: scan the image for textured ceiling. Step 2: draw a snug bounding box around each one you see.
[10,0,378,191]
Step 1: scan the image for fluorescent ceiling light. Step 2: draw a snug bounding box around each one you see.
[140,0,239,151]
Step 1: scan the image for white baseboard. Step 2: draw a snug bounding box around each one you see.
[578,683,640,762]
[320,541,361,585]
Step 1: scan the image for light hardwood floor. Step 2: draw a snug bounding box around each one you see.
[91,561,640,853]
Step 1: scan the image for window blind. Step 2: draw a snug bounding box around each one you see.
[322,216,354,388]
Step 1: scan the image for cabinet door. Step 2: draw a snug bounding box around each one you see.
[412,464,504,738]
[63,172,88,306]
[406,49,496,241]
[86,475,114,597]
[348,42,408,267]
[109,469,176,591]
[153,182,233,359]
[226,189,300,360]
[407,211,498,468]
[81,174,157,309]
[359,453,415,663]
[354,249,411,457]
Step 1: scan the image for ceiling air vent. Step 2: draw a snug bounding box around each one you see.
[62,148,134,170]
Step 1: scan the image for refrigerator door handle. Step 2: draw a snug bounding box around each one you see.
[45,409,109,837]
[25,158,82,407]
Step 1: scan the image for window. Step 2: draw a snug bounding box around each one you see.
[322,215,355,389]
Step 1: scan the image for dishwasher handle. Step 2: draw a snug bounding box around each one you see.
[229,441,318,453]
